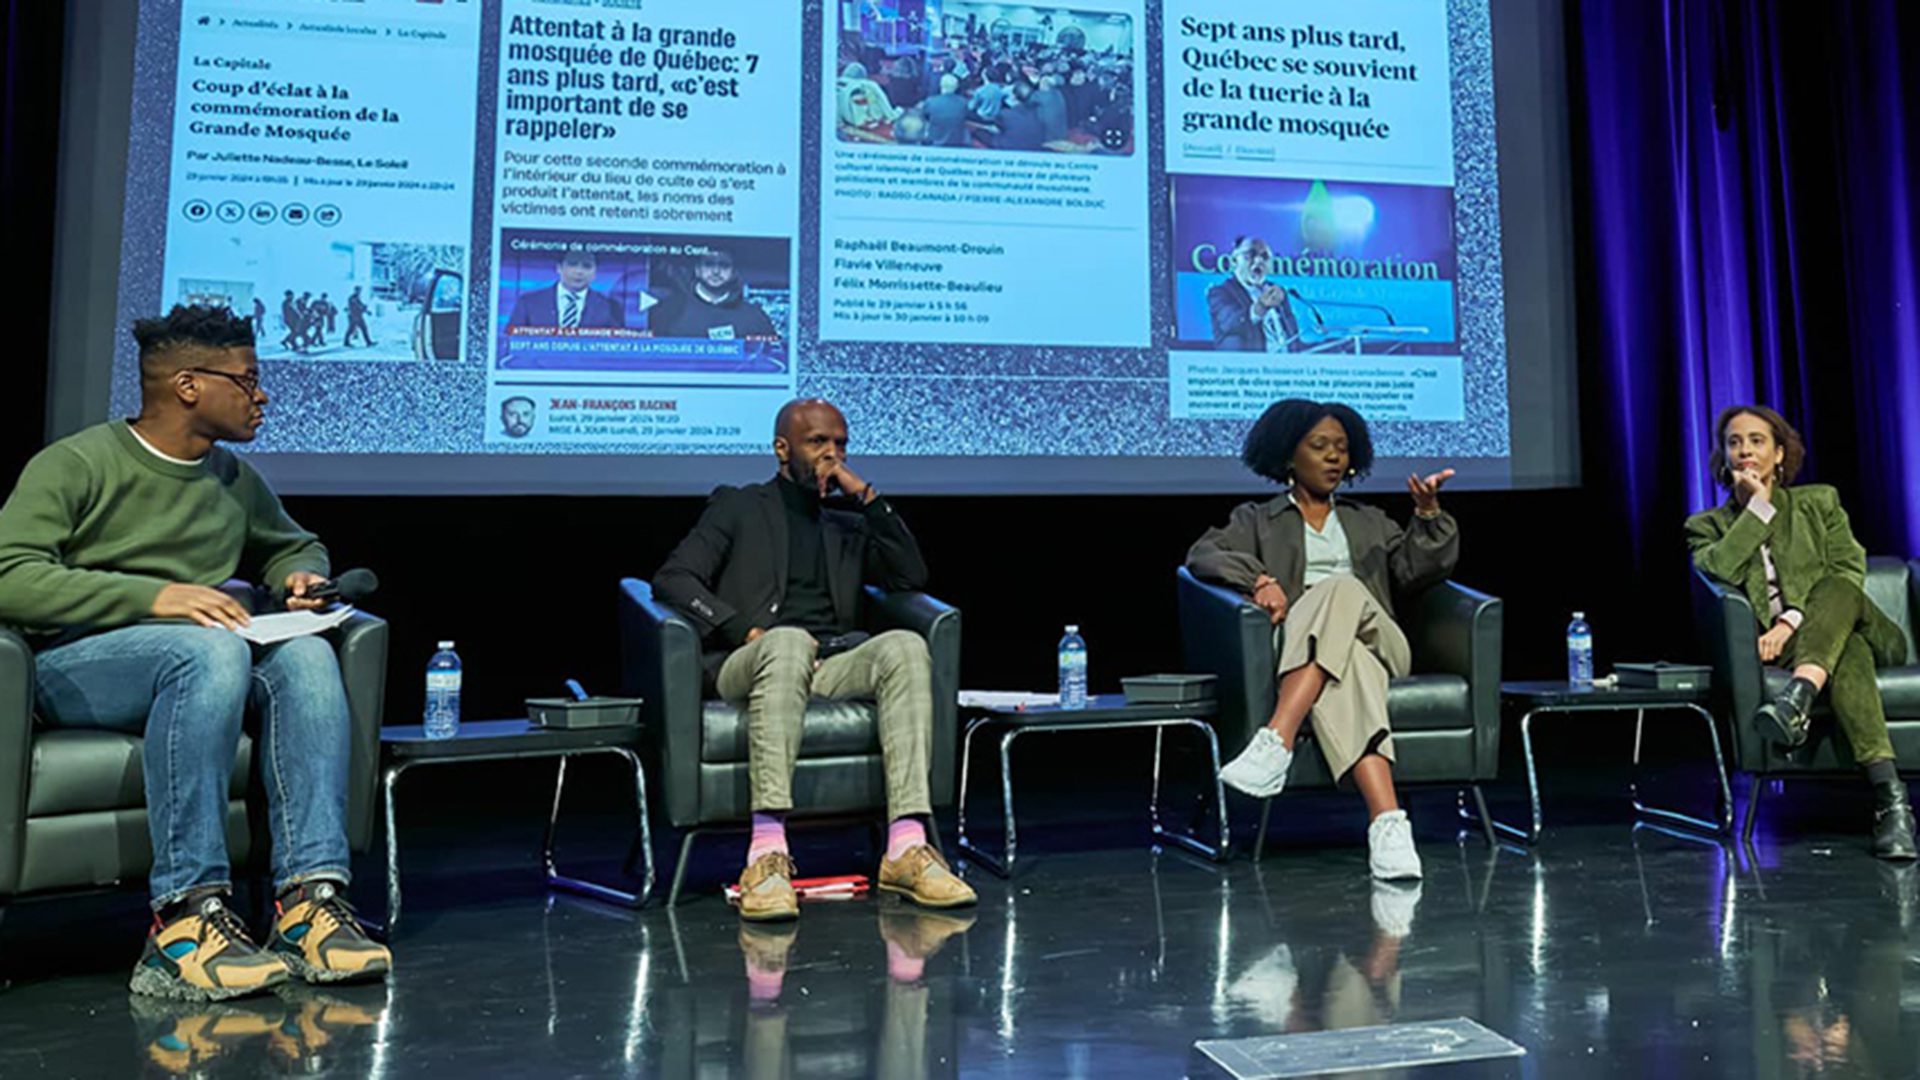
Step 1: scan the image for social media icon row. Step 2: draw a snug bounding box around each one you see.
[182,200,341,227]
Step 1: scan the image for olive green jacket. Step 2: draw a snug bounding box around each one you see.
[1683,484,1867,628]
[1186,492,1459,621]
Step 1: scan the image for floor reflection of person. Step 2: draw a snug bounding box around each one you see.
[1757,881,1910,1076]
[128,981,387,1076]
[1190,399,1457,881]
[737,909,972,1080]
[1227,880,1420,1033]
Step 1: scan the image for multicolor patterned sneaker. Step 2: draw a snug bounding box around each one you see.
[268,881,392,984]
[268,983,390,1071]
[129,893,291,1002]
[129,994,285,1074]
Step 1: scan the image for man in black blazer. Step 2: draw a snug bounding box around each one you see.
[1206,236,1301,352]
[506,247,625,329]
[653,399,976,922]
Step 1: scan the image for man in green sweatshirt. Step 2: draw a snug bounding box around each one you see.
[0,305,390,1000]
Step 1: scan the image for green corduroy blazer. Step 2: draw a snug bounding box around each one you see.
[1684,484,1867,628]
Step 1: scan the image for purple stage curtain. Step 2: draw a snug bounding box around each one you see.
[1572,0,1920,566]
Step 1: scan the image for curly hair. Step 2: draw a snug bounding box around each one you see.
[1707,403,1805,490]
[131,305,255,383]
[1241,399,1374,485]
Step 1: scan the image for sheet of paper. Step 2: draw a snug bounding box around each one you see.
[233,606,356,646]
[957,691,1061,710]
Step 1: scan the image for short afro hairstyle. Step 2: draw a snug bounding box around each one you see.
[131,305,255,381]
[1707,403,1805,489]
[1241,399,1374,485]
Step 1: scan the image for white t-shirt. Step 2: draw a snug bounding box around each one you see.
[125,421,206,466]
[1303,505,1354,587]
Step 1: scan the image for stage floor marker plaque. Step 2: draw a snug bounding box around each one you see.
[1196,1017,1525,1078]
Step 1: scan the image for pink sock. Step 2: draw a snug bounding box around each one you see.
[885,817,927,862]
[748,812,788,863]
[747,963,786,1003]
[885,939,925,984]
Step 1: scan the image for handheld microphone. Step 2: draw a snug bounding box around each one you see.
[303,568,380,604]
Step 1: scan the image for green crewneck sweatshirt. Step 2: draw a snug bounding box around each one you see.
[0,421,329,637]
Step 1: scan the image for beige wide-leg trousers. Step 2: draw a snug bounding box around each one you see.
[1278,574,1411,780]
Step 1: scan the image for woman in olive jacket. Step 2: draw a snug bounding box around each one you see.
[1685,404,1915,859]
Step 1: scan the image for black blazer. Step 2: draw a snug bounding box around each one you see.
[652,478,929,682]
[1207,277,1300,352]
[507,285,626,329]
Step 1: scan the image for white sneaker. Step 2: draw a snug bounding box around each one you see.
[1220,728,1293,798]
[1369,879,1423,939]
[1367,810,1423,881]
[1225,944,1298,1027]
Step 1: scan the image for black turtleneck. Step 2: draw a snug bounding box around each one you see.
[774,474,842,635]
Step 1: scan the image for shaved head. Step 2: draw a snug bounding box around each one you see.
[773,398,845,441]
[772,398,851,489]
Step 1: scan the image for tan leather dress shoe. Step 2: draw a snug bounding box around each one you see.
[737,851,800,921]
[877,908,977,960]
[877,845,977,909]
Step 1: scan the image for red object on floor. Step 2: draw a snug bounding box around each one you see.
[725,874,871,902]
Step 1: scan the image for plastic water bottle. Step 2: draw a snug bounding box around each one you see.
[425,640,462,739]
[1566,613,1594,686]
[1058,625,1088,710]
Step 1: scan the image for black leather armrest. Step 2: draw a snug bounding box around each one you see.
[1404,580,1502,780]
[1692,567,1766,770]
[1176,567,1275,756]
[1908,559,1920,664]
[0,627,32,898]
[620,578,704,828]
[330,611,387,853]
[864,588,962,807]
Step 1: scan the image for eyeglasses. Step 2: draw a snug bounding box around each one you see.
[184,367,262,396]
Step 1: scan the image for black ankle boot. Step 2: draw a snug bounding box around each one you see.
[1872,779,1918,860]
[1755,677,1817,748]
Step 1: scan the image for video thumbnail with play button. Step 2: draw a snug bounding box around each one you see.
[492,229,790,375]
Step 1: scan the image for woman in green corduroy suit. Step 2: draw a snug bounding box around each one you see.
[1684,404,1916,859]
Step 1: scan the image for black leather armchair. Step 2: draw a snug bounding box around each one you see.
[618,579,961,903]
[1691,556,1920,841]
[0,609,388,916]
[1175,567,1503,854]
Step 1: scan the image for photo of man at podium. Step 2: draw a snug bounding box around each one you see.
[1173,176,1461,357]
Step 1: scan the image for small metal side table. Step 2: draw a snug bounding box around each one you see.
[955,694,1228,876]
[1462,681,1732,845]
[379,719,654,931]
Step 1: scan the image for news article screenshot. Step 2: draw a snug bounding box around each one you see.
[1160,0,1468,422]
[816,0,1150,349]
[163,0,480,367]
[485,0,799,450]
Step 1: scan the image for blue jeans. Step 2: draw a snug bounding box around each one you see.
[33,624,353,909]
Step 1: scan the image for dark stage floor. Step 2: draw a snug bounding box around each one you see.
[3,776,1918,1078]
